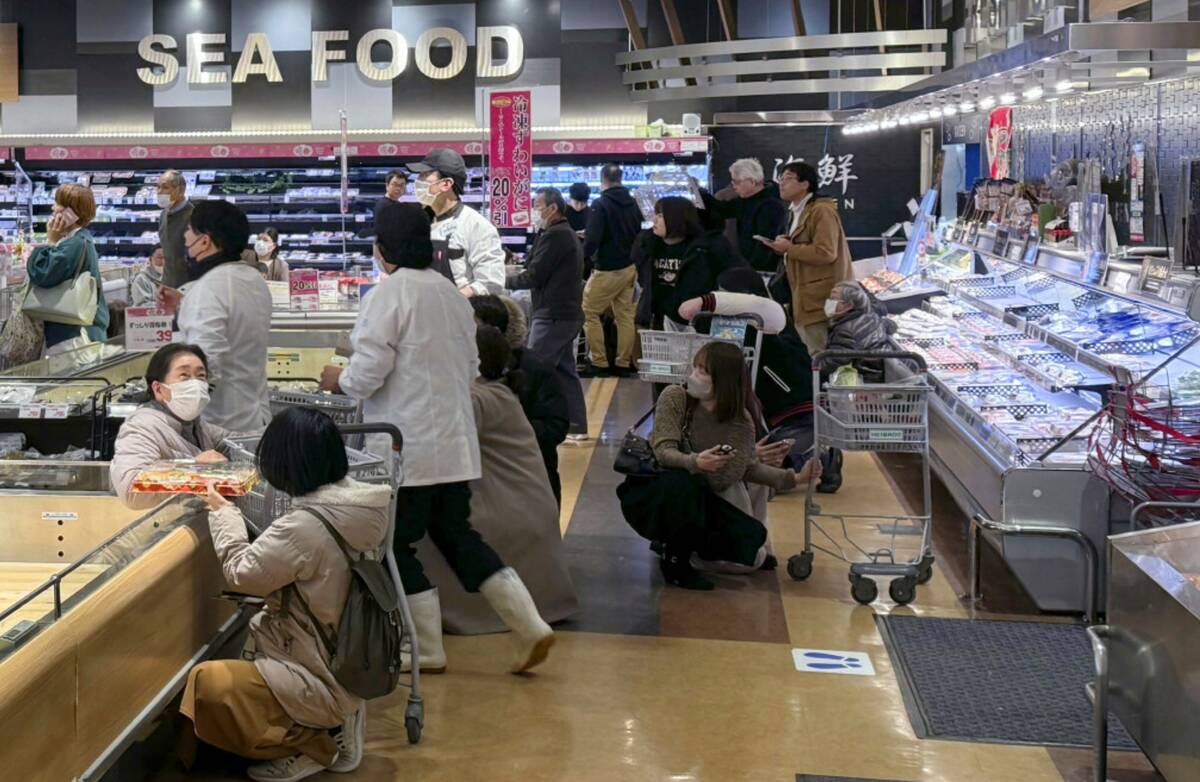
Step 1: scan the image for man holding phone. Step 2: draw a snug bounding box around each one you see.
[157,169,194,289]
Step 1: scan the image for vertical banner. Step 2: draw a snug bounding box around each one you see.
[986,107,1013,179]
[1129,142,1145,242]
[338,110,349,215]
[487,90,533,228]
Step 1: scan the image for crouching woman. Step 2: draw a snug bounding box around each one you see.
[618,342,821,590]
[182,408,391,781]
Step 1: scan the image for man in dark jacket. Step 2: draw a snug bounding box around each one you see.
[156,169,194,289]
[507,187,587,441]
[565,182,591,233]
[700,159,788,273]
[581,164,643,377]
[471,295,571,505]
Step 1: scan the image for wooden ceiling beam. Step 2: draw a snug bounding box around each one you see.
[716,0,737,40]
[790,0,807,36]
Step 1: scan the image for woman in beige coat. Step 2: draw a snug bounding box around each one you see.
[417,325,578,634]
[110,343,232,509]
[185,407,391,782]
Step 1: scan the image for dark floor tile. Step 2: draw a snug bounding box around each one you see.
[558,533,661,637]
[660,565,791,644]
[1047,746,1164,782]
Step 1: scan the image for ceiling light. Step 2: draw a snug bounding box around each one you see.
[1115,66,1150,79]
[898,115,912,126]
[1023,86,1043,101]
[928,107,943,118]
[912,111,929,123]
[882,119,898,129]
[999,92,1017,104]
[959,101,975,113]
[1055,79,1075,93]
[942,105,958,116]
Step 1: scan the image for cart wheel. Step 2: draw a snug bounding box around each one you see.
[406,716,422,744]
[850,575,878,605]
[889,576,917,606]
[787,552,814,581]
[916,555,935,585]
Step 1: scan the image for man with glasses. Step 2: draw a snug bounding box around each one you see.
[156,169,194,289]
[699,158,787,273]
[763,161,853,353]
[406,148,505,297]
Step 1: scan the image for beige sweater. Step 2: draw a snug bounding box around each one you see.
[651,385,796,493]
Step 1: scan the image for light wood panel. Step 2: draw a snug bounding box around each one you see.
[0,562,109,634]
[1090,0,1147,18]
[0,494,144,563]
[0,520,231,781]
[0,25,16,104]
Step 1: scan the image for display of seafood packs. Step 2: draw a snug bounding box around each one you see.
[131,460,259,496]
[893,309,956,342]
[861,269,906,295]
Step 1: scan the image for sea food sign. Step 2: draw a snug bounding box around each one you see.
[135,26,524,86]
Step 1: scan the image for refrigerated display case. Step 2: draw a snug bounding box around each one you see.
[884,219,1200,614]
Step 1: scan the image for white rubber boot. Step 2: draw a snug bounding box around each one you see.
[479,567,555,674]
[401,588,446,674]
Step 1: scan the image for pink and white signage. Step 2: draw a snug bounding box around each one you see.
[486,90,532,228]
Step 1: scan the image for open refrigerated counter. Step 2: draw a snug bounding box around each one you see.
[0,494,240,781]
[884,220,1200,616]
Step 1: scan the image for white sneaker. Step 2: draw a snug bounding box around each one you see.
[565,433,590,444]
[479,567,555,673]
[329,704,365,773]
[246,753,330,782]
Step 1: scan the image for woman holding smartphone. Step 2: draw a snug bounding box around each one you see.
[617,341,821,590]
[27,184,110,355]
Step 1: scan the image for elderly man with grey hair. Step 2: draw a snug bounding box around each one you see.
[699,157,788,273]
[824,280,896,382]
[156,169,194,288]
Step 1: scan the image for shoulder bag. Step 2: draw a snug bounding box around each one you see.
[613,397,694,477]
[0,285,45,365]
[22,235,99,326]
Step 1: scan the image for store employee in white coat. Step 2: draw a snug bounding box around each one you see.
[319,202,555,676]
[158,201,272,432]
[406,148,506,298]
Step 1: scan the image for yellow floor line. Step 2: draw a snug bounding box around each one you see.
[557,377,619,535]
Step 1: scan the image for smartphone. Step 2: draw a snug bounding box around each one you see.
[219,591,265,606]
[716,444,736,455]
[58,207,79,228]
[752,234,773,244]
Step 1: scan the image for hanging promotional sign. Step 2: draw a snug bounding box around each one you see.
[487,90,533,228]
[1130,142,1145,242]
[987,107,1013,179]
[125,307,174,351]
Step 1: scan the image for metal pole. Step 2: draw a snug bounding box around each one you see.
[1086,625,1110,782]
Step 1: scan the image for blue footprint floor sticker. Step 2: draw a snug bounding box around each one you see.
[792,648,876,676]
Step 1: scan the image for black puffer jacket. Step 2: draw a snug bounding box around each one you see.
[825,308,897,382]
[635,230,744,327]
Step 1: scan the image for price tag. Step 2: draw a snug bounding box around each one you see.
[43,404,69,419]
[19,405,43,419]
[125,307,175,352]
[319,278,339,305]
[289,269,320,311]
[267,280,290,308]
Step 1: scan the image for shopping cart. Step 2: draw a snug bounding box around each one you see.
[786,350,935,606]
[636,314,764,387]
[267,380,364,448]
[225,423,425,745]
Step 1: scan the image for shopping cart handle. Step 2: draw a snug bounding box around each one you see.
[337,422,403,451]
[811,349,927,372]
[689,312,765,329]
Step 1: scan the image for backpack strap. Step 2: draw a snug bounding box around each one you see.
[283,507,358,659]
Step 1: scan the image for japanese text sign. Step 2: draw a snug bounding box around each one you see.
[289,268,320,311]
[488,90,533,229]
[125,307,174,351]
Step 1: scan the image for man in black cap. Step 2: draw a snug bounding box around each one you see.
[565,182,591,234]
[406,148,505,298]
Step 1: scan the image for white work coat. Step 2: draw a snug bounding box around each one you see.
[178,260,273,431]
[431,202,506,296]
[338,267,481,487]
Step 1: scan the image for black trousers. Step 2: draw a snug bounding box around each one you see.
[539,439,562,508]
[393,481,505,596]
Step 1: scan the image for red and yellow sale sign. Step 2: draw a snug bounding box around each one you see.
[487,90,532,228]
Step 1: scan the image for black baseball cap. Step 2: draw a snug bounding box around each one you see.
[406,148,467,192]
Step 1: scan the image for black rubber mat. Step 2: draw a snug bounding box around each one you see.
[876,615,1138,750]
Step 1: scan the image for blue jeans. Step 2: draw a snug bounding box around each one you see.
[528,316,587,432]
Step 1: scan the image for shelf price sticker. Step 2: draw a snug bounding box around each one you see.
[43,404,69,419]
[125,307,175,352]
[289,269,320,311]
[18,405,43,419]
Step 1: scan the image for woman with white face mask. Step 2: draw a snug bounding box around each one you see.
[110,343,232,509]
[253,227,289,282]
[617,341,822,590]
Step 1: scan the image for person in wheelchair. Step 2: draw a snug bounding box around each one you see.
[617,341,821,591]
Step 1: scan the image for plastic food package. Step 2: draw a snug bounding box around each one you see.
[131,460,259,496]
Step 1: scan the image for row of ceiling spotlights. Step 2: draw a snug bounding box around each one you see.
[843,80,1079,135]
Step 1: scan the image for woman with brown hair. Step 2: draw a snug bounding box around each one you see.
[27,183,110,355]
[617,341,821,590]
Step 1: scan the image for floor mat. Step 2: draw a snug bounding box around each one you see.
[876,615,1138,750]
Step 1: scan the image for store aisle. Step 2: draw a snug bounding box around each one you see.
[155,378,1159,782]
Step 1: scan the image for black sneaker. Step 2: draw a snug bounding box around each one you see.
[612,366,637,379]
[578,364,610,378]
[660,555,715,591]
[816,448,844,494]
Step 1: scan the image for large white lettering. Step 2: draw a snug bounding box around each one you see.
[139,26,524,86]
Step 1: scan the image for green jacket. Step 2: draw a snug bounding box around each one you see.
[27,229,110,348]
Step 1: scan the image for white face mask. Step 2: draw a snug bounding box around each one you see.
[531,210,546,231]
[824,298,841,318]
[163,378,210,421]
[254,239,274,258]
[156,193,173,209]
[686,371,713,400]
[414,180,436,207]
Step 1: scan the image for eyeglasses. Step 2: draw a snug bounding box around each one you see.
[778,173,799,183]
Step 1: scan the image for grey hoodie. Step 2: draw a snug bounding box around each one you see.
[207,477,392,728]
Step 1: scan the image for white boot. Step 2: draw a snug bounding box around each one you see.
[479,567,555,674]
[401,588,446,674]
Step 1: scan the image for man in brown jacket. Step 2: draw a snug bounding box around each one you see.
[765,161,854,353]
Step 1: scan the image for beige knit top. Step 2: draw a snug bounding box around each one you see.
[651,385,797,494]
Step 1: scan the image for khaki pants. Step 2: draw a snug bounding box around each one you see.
[797,321,829,356]
[582,265,637,369]
[180,659,338,766]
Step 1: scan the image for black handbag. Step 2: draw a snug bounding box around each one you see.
[613,401,693,477]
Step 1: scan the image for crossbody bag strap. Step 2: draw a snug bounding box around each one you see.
[70,233,91,279]
[284,507,357,658]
